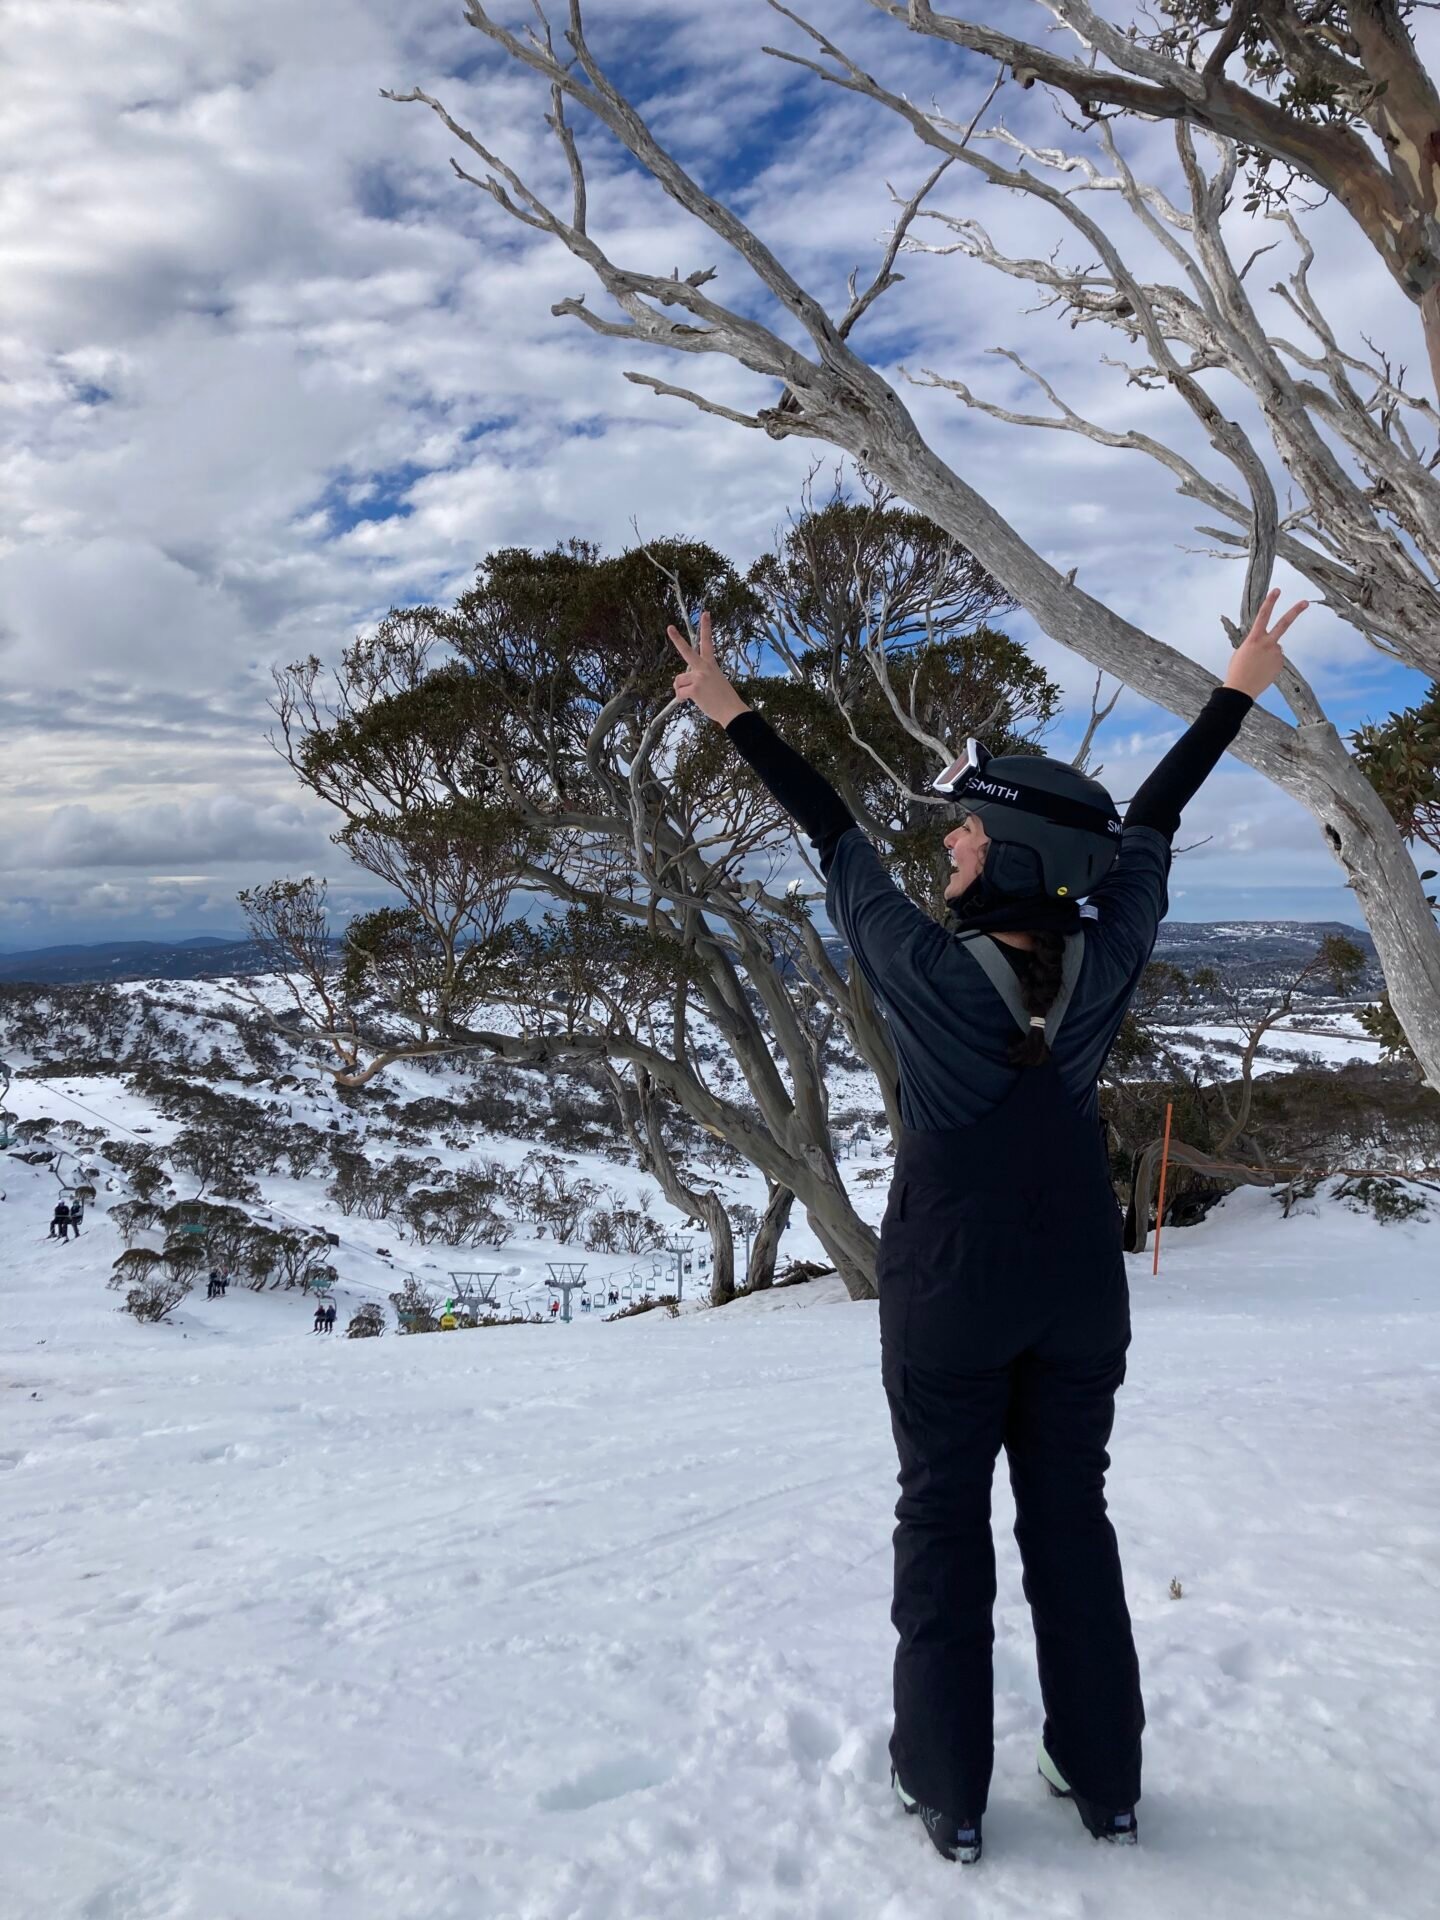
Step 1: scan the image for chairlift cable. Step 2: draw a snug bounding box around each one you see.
[8,1075,378,1267]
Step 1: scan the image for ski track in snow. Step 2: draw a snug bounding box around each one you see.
[2,1067,1438,1918]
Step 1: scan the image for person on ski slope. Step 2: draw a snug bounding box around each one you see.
[668,587,1308,1867]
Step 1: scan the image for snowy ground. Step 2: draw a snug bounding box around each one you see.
[1155,1012,1383,1075]
[1,1046,742,1322]
[3,1106,1439,1918]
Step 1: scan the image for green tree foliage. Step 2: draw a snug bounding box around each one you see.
[253,501,1055,1297]
[1356,990,1420,1064]
[1351,684,1440,862]
[1143,4,1434,208]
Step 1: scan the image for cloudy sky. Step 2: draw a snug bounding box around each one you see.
[2,0,1431,950]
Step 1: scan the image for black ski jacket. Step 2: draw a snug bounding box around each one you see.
[724,688,1253,1130]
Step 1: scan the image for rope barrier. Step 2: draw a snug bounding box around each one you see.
[1158,1151,1440,1187]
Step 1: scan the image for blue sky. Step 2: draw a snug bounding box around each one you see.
[1,0,1434,951]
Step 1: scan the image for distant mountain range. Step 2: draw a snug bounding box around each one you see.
[0,936,279,986]
[1151,919,1381,993]
[0,920,1382,994]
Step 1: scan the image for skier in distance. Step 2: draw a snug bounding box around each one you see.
[668,588,1307,1866]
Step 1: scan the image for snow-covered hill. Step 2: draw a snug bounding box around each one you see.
[1158,1012,1383,1075]
[2,1000,1438,1917]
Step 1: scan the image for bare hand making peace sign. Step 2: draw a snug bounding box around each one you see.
[1223,587,1309,699]
[666,610,751,728]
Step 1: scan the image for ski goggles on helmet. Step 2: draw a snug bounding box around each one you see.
[932,739,1122,900]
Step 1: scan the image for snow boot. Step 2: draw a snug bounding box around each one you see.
[1037,1743,1138,1845]
[892,1768,982,1864]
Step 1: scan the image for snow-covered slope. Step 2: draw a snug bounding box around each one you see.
[2,1105,1437,1918]
[1158,1014,1383,1074]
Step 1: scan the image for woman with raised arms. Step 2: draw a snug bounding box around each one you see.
[668,589,1307,1866]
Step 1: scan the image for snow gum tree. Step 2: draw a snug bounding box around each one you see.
[1190,931,1368,1158]
[383,0,1440,1090]
[250,515,1052,1300]
[866,1,1440,400]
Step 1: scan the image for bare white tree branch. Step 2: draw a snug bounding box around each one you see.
[385,0,1440,1088]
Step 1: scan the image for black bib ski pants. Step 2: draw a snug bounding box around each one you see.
[878,1054,1145,1821]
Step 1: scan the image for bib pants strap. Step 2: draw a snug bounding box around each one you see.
[957,931,1085,1046]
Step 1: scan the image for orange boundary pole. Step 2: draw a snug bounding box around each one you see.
[1152,1101,1174,1277]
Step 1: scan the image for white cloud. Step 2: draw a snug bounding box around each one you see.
[0,0,1426,942]
[0,793,331,873]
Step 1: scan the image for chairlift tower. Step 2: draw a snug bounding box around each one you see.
[734,1217,756,1282]
[448,1271,502,1311]
[663,1231,707,1305]
[545,1260,588,1323]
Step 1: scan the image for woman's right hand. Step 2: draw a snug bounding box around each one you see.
[1224,587,1309,698]
[667,609,750,727]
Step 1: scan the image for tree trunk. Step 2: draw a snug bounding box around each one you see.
[844,968,903,1150]
[1288,721,1440,1100]
[833,402,1440,1095]
[747,1181,795,1290]
[606,1062,742,1305]
[1421,283,1440,414]
[801,1191,881,1299]
[693,1187,737,1307]
[1129,1134,1279,1254]
[1213,1026,1270,1159]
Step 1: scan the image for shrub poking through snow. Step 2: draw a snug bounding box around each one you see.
[1273,1172,1431,1224]
[345,1302,386,1339]
[108,1246,162,1290]
[389,1275,441,1333]
[108,1248,192,1323]
[122,1274,194,1322]
[605,1293,679,1320]
[109,1200,163,1246]
[1335,1175,1430,1226]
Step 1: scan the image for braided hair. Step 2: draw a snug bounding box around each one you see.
[946,871,1077,1069]
[1006,931,1066,1069]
